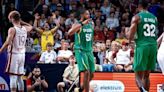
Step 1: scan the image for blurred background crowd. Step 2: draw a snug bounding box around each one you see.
[0,0,164,72]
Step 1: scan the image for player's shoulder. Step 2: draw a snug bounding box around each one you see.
[8,27,16,33]
[131,14,140,23]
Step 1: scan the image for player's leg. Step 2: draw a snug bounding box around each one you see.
[142,45,157,91]
[135,71,147,92]
[83,70,90,92]
[6,53,19,91]
[9,75,18,92]
[142,70,151,91]
[133,46,149,92]
[74,50,89,92]
[17,53,25,92]
[17,76,24,92]
[88,52,95,81]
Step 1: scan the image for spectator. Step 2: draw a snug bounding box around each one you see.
[103,26,115,41]
[95,18,103,31]
[26,33,34,52]
[50,10,63,38]
[115,28,128,44]
[121,12,130,27]
[33,33,41,52]
[115,7,121,18]
[38,14,47,27]
[94,57,103,71]
[104,41,119,72]
[98,42,106,65]
[54,32,62,49]
[148,0,160,16]
[94,25,105,42]
[49,0,58,12]
[57,55,79,92]
[102,58,114,72]
[65,12,78,29]
[33,13,60,52]
[105,12,119,30]
[115,41,133,72]
[39,42,57,64]
[100,0,111,17]
[26,66,48,92]
[93,10,106,24]
[105,39,112,50]
[57,40,73,63]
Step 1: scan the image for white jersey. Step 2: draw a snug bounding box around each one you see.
[39,50,57,63]
[116,49,131,65]
[158,33,164,53]
[8,26,27,54]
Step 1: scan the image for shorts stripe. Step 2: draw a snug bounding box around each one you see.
[79,50,88,70]
[82,58,88,70]
[5,53,12,73]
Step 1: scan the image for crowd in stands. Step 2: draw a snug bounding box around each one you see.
[1,0,164,72]
[0,0,164,91]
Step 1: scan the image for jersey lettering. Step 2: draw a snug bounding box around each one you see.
[143,24,156,37]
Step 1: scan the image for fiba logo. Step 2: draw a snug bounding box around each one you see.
[0,76,9,90]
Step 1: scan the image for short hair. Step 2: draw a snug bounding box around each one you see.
[10,11,21,21]
[139,0,149,9]
[75,8,87,20]
[46,42,53,47]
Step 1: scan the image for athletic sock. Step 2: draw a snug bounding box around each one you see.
[139,87,148,92]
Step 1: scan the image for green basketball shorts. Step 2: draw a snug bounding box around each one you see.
[133,45,157,72]
[74,50,95,73]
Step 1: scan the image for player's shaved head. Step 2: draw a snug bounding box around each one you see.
[139,0,149,9]
[8,11,21,22]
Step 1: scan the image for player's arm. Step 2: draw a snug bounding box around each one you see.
[128,15,140,42]
[0,28,15,53]
[20,20,33,32]
[50,21,60,34]
[33,13,43,34]
[157,33,164,47]
[68,19,91,36]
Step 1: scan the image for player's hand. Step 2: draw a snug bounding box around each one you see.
[34,80,41,86]
[55,20,60,27]
[82,19,92,25]
[34,13,40,20]
[52,13,56,19]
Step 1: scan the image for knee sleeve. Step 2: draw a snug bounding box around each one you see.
[10,75,18,89]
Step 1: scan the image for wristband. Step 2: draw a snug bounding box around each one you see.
[79,21,83,26]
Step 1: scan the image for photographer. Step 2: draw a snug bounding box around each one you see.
[26,66,48,92]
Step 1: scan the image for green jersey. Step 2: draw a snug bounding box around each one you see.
[135,11,158,46]
[74,22,94,52]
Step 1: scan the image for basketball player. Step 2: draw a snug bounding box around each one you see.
[68,9,95,92]
[157,32,164,74]
[127,1,158,92]
[0,11,32,92]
